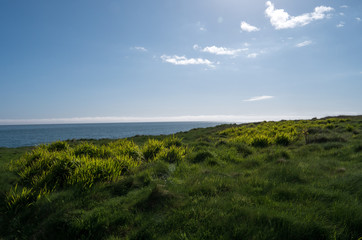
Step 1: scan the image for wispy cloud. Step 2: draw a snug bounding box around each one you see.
[340,5,348,9]
[196,22,207,31]
[132,46,147,52]
[161,55,214,67]
[296,40,312,47]
[336,21,345,28]
[265,1,334,30]
[356,17,361,22]
[240,21,260,32]
[243,95,274,102]
[247,53,259,58]
[194,45,248,56]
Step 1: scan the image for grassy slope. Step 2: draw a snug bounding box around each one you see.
[0,116,362,240]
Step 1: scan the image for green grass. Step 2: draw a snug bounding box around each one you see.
[1,116,362,239]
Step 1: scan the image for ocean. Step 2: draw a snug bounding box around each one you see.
[0,122,222,148]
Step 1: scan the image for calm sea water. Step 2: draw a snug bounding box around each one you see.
[0,122,221,148]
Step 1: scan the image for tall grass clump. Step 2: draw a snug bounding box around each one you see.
[68,155,139,187]
[47,141,69,152]
[142,139,164,162]
[164,135,183,148]
[159,145,186,164]
[74,142,112,159]
[275,134,292,146]
[251,135,271,148]
[108,139,143,161]
[5,184,36,212]
[6,140,160,210]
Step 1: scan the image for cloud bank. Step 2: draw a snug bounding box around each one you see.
[240,21,260,32]
[161,55,214,67]
[0,115,322,125]
[265,1,334,29]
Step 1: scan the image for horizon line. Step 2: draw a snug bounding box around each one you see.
[0,113,359,125]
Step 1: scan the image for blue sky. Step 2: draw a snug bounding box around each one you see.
[1,0,361,124]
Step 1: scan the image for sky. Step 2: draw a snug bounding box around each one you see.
[1,0,362,124]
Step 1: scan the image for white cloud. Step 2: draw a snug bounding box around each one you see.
[243,95,274,102]
[217,17,224,23]
[336,21,345,28]
[161,55,214,67]
[296,40,312,47]
[247,53,259,58]
[339,12,345,16]
[133,46,147,52]
[356,17,361,22]
[197,45,248,56]
[240,21,260,32]
[265,1,334,30]
[340,5,348,9]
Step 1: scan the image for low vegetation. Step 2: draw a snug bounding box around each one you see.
[1,116,362,239]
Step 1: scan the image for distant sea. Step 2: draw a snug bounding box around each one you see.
[0,122,222,148]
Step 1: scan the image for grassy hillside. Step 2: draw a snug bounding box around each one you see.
[1,116,362,239]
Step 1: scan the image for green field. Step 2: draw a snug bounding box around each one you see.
[1,116,362,239]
